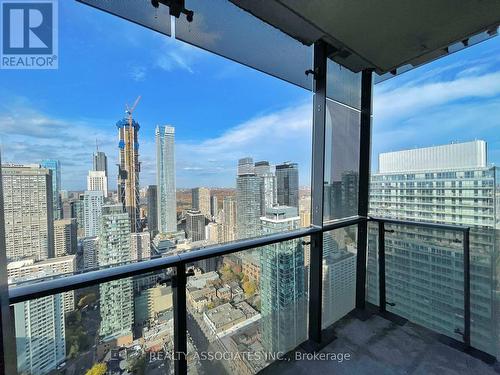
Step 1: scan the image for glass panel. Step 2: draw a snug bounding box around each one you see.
[185,237,309,374]
[11,270,174,375]
[323,98,361,222]
[175,0,313,90]
[78,0,171,36]
[326,59,362,110]
[322,224,358,329]
[382,224,465,342]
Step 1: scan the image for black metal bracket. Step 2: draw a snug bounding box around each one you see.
[151,0,194,22]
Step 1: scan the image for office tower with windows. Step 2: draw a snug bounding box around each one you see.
[192,187,211,219]
[147,185,159,236]
[236,158,261,239]
[368,140,499,356]
[93,149,108,177]
[54,218,77,257]
[14,290,65,375]
[87,170,108,197]
[8,255,77,313]
[276,162,299,209]
[117,115,141,233]
[2,164,54,261]
[186,210,206,242]
[255,161,277,216]
[73,195,85,234]
[156,126,177,234]
[83,190,104,237]
[260,206,306,353]
[41,159,62,220]
[222,196,237,243]
[238,157,255,176]
[98,205,133,342]
[210,195,218,218]
[131,231,151,261]
[82,236,99,270]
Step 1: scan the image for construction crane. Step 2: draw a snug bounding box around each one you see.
[125,95,141,127]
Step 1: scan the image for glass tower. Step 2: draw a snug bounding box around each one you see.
[276,162,299,209]
[236,158,261,239]
[41,159,62,220]
[156,125,177,234]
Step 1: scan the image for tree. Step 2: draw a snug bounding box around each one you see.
[86,363,107,375]
[243,280,257,296]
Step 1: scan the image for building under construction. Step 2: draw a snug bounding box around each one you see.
[117,97,141,233]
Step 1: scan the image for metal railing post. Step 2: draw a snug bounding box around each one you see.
[463,228,471,348]
[173,263,188,375]
[308,40,327,344]
[378,221,386,312]
[356,69,373,310]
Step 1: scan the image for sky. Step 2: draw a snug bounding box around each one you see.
[1,1,500,191]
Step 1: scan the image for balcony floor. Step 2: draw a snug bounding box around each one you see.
[263,313,499,375]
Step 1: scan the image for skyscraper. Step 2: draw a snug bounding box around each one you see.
[222,196,237,243]
[83,190,104,237]
[276,162,299,209]
[210,195,218,218]
[147,185,158,237]
[82,236,99,270]
[98,205,134,342]
[117,113,141,233]
[54,218,77,257]
[93,147,108,195]
[192,187,211,219]
[41,159,62,220]
[260,206,306,353]
[368,140,499,356]
[186,210,206,242]
[255,161,277,216]
[236,158,261,239]
[130,232,151,261]
[87,170,108,197]
[156,126,177,234]
[2,164,54,261]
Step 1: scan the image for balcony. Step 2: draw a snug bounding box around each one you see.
[1,1,500,375]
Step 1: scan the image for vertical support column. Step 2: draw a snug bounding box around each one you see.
[378,221,386,312]
[463,228,471,348]
[356,70,373,309]
[308,40,327,344]
[0,160,17,375]
[173,263,188,375]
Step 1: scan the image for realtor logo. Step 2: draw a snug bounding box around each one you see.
[1,0,58,69]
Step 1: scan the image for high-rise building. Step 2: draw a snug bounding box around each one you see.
[83,190,104,237]
[14,292,65,375]
[87,170,108,197]
[276,162,299,209]
[238,157,255,176]
[117,114,141,233]
[2,164,54,261]
[186,210,206,242]
[255,161,277,216]
[82,236,98,270]
[210,195,218,218]
[41,159,62,220]
[54,218,77,257]
[222,196,237,243]
[368,140,499,356]
[147,185,159,237]
[156,126,177,234]
[98,205,134,342]
[236,159,261,239]
[130,231,151,261]
[73,195,85,235]
[260,206,306,353]
[192,187,211,219]
[8,255,77,313]
[93,149,108,177]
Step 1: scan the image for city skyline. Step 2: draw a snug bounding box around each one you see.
[1,3,499,190]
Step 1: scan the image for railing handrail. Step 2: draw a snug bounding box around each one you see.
[369,216,471,233]
[9,216,368,304]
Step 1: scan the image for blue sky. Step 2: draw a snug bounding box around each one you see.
[0,1,499,190]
